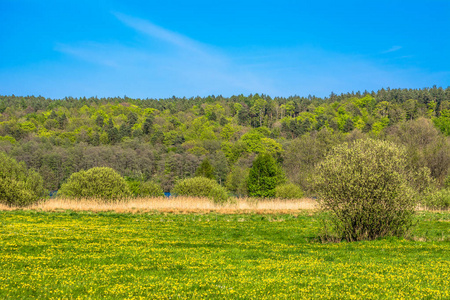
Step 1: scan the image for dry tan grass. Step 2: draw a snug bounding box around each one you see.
[0,197,318,214]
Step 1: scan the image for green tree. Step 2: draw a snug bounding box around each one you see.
[119,123,132,139]
[240,129,283,156]
[388,117,450,185]
[404,99,418,120]
[211,151,229,184]
[233,103,242,116]
[127,112,138,127]
[106,119,120,144]
[247,153,285,198]
[433,109,450,136]
[238,105,249,125]
[95,114,104,127]
[48,110,58,120]
[251,98,267,127]
[195,158,215,179]
[142,116,154,135]
[58,113,68,129]
[208,111,217,121]
[285,101,295,117]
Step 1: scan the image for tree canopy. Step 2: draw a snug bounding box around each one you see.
[0,87,449,196]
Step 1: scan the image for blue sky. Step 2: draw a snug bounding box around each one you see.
[1,0,449,99]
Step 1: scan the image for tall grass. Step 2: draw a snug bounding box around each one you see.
[0,197,317,214]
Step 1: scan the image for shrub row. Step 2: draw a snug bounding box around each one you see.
[1,151,305,206]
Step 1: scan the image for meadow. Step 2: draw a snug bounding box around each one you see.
[0,204,449,299]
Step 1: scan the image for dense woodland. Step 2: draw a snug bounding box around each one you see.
[1,86,450,196]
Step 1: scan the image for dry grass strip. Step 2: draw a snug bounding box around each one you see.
[0,197,318,214]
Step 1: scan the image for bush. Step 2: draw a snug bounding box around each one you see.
[59,167,131,200]
[0,151,45,207]
[423,189,450,210]
[226,166,249,197]
[209,185,229,204]
[275,183,304,199]
[126,179,164,197]
[314,139,430,242]
[445,175,450,189]
[139,181,164,197]
[125,178,141,196]
[172,177,229,204]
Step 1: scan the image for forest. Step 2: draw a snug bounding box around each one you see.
[1,86,449,197]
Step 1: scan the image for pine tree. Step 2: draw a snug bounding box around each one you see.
[247,153,285,197]
[127,112,138,127]
[96,114,104,127]
[58,113,68,129]
[106,119,119,144]
[119,123,132,139]
[142,116,154,135]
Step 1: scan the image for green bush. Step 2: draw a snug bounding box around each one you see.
[0,151,45,207]
[59,167,131,200]
[423,189,450,210]
[275,183,304,199]
[125,179,141,196]
[314,139,430,242]
[126,179,164,197]
[172,177,229,204]
[139,181,164,197]
[208,185,229,204]
[226,166,249,197]
[444,175,450,189]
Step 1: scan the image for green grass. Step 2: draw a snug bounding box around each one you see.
[0,211,449,299]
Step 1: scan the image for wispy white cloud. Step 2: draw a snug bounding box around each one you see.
[52,12,275,97]
[382,45,402,54]
[46,13,443,98]
[55,42,122,68]
[111,12,275,95]
[113,12,206,55]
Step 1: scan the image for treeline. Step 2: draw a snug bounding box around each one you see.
[0,86,449,195]
[2,86,450,113]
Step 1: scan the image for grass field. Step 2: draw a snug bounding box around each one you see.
[1,210,449,299]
